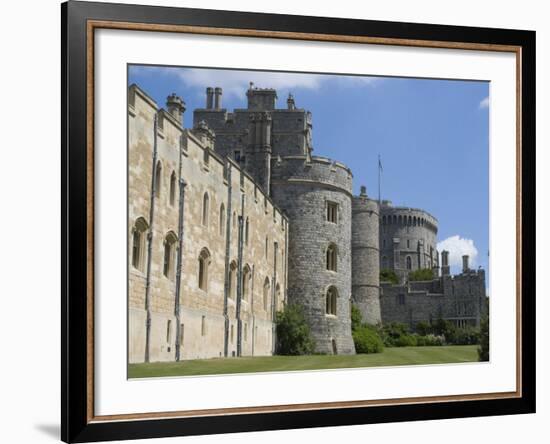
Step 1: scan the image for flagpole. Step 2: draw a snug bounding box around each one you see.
[378,154,381,204]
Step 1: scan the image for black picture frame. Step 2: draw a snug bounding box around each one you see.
[61,1,536,442]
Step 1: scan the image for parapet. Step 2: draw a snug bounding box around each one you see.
[271,155,353,195]
[380,202,438,233]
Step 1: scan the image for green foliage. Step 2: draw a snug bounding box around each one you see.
[352,324,384,354]
[351,304,363,332]
[415,333,445,346]
[408,268,435,281]
[275,304,315,355]
[478,313,489,361]
[380,269,399,284]
[415,321,432,336]
[379,322,411,347]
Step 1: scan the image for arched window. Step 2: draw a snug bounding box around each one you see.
[163,232,178,279]
[131,217,148,271]
[245,218,249,245]
[202,192,209,226]
[326,286,338,316]
[275,284,281,312]
[219,204,225,237]
[154,161,162,198]
[198,248,211,291]
[265,236,269,260]
[326,243,337,271]
[263,278,270,311]
[229,261,237,299]
[169,171,176,206]
[242,265,251,301]
[406,255,412,270]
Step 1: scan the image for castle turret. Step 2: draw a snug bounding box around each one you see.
[352,186,381,324]
[246,112,272,194]
[462,255,470,272]
[205,87,214,109]
[166,93,186,125]
[214,87,223,110]
[247,85,277,110]
[441,250,450,276]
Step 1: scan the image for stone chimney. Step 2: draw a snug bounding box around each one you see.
[462,255,470,272]
[441,250,450,276]
[287,93,296,110]
[214,87,223,109]
[360,185,367,197]
[206,87,214,109]
[166,93,186,125]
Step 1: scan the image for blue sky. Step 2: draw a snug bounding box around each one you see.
[129,65,489,284]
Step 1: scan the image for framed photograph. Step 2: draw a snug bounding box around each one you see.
[62,1,535,442]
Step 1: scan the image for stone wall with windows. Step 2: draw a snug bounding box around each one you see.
[128,85,288,363]
[379,201,439,283]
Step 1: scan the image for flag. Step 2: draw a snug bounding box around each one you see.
[378,155,383,172]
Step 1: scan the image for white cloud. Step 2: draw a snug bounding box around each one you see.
[479,96,490,109]
[437,235,479,269]
[129,65,380,99]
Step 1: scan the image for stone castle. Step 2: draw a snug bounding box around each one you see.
[128,83,487,363]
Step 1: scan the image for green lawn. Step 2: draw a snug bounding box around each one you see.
[129,345,479,378]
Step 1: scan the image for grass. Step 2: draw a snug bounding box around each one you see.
[129,345,479,378]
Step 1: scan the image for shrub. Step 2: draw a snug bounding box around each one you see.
[353,325,384,354]
[452,326,480,345]
[351,304,363,332]
[393,333,418,347]
[408,268,434,281]
[380,269,399,284]
[478,313,489,361]
[415,321,432,336]
[379,322,411,347]
[415,333,445,346]
[275,304,315,355]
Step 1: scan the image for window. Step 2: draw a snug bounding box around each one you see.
[383,239,386,248]
[274,242,278,268]
[154,161,162,198]
[169,171,176,206]
[327,201,338,223]
[242,265,251,301]
[202,192,209,226]
[229,261,237,299]
[407,239,410,249]
[131,217,148,271]
[406,255,412,270]
[234,150,241,162]
[265,236,269,260]
[163,232,177,279]
[230,324,234,344]
[201,316,206,336]
[166,320,172,343]
[326,286,338,315]
[275,284,281,312]
[263,278,270,311]
[233,212,236,229]
[219,204,225,237]
[198,248,211,291]
[245,218,249,245]
[326,243,337,271]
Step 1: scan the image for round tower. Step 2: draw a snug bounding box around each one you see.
[351,186,381,325]
[379,201,439,283]
[270,156,355,355]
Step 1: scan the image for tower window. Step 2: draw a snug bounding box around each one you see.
[326,243,338,271]
[406,255,412,270]
[234,151,241,162]
[327,201,338,223]
[326,286,338,316]
[202,192,209,226]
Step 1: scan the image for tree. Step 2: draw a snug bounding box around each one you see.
[478,312,489,361]
[408,268,434,281]
[275,304,315,355]
[351,304,363,332]
[380,269,399,284]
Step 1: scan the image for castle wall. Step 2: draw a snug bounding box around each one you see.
[270,157,355,355]
[351,193,381,325]
[379,202,439,283]
[128,85,287,363]
[380,270,487,329]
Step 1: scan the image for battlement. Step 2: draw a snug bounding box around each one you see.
[271,155,353,195]
[380,204,438,233]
